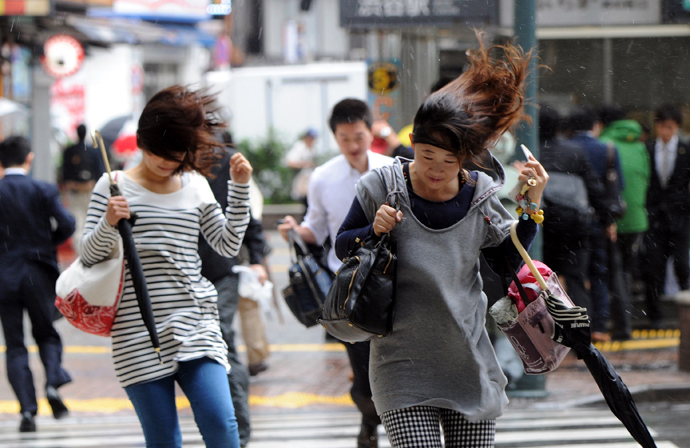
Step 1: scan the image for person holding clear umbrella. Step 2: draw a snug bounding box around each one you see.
[80,85,252,448]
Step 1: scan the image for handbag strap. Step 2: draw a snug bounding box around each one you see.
[286,228,310,263]
[499,257,532,305]
[605,142,616,170]
[509,221,548,291]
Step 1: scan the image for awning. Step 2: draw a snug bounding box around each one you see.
[66,16,166,45]
[496,24,690,40]
[158,24,216,48]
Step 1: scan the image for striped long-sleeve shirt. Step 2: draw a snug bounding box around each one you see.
[81,170,250,387]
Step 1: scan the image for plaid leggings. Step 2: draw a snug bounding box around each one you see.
[381,406,496,448]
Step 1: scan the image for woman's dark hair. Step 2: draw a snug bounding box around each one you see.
[411,31,531,165]
[328,98,372,134]
[655,104,683,126]
[137,85,225,176]
[0,136,31,168]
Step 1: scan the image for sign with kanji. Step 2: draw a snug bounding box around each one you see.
[340,0,497,28]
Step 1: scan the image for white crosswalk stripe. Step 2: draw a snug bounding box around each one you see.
[0,408,678,447]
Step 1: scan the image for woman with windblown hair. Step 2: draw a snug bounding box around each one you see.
[81,86,252,447]
[335,32,549,447]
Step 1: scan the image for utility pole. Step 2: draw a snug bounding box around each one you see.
[514,0,538,159]
[510,0,548,397]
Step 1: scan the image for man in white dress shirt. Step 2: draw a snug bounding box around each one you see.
[278,98,393,448]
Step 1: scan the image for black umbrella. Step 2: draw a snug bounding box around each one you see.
[509,223,657,448]
[543,281,657,448]
[93,131,162,364]
[99,115,129,155]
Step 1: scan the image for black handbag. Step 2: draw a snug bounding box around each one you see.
[281,229,332,327]
[318,166,399,343]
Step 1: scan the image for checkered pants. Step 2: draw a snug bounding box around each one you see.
[381,406,496,448]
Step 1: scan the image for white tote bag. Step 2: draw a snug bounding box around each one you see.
[55,238,124,337]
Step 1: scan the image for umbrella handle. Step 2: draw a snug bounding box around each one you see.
[92,130,114,185]
[509,221,548,291]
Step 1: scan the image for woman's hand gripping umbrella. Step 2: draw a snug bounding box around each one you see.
[92,131,162,364]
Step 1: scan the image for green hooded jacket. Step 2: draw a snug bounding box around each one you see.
[600,119,650,233]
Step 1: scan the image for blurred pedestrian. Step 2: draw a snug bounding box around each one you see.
[199,139,269,447]
[643,104,690,329]
[334,34,543,447]
[538,105,610,315]
[370,119,413,159]
[278,98,391,448]
[0,136,75,432]
[285,128,318,206]
[60,124,105,254]
[568,105,624,342]
[599,104,651,339]
[81,86,253,448]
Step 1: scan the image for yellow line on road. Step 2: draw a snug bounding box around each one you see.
[0,393,354,415]
[0,343,347,354]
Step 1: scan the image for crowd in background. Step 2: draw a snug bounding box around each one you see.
[0,73,689,446]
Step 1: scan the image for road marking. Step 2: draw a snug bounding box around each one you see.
[0,343,347,354]
[0,393,355,415]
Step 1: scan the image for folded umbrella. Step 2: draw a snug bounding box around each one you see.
[510,223,657,448]
[93,131,162,364]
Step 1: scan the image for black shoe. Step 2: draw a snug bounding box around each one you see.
[248,361,269,377]
[46,386,69,420]
[357,424,378,448]
[19,412,36,432]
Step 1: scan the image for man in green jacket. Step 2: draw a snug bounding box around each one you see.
[600,105,651,339]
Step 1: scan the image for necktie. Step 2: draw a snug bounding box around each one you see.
[660,144,670,188]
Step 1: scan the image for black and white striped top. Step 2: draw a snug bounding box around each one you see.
[82,170,250,387]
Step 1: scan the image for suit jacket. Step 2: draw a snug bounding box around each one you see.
[0,173,75,294]
[646,138,690,217]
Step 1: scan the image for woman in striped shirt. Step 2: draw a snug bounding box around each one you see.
[81,86,251,448]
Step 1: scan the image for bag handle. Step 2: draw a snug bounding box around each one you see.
[286,228,310,263]
[605,142,616,170]
[509,221,548,291]
[499,256,533,305]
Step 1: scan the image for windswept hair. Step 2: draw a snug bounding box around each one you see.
[412,31,531,165]
[137,85,224,176]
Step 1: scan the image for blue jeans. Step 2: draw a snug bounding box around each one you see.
[125,357,240,448]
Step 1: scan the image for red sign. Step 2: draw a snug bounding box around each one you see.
[41,35,85,78]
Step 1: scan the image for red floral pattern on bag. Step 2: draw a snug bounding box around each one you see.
[55,266,124,337]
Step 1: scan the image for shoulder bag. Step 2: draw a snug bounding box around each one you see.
[489,221,573,374]
[318,166,399,343]
[281,229,333,327]
[55,238,124,337]
[55,173,125,337]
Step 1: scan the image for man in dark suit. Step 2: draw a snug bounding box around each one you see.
[644,104,690,328]
[0,136,75,432]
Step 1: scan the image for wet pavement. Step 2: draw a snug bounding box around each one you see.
[1,231,690,447]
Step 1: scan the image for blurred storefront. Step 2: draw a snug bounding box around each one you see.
[0,0,228,182]
[335,0,690,130]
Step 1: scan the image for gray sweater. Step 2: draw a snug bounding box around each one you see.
[356,157,513,421]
